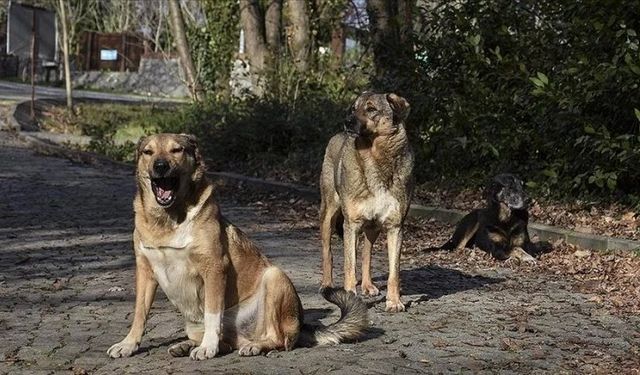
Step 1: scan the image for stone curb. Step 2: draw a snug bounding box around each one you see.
[409,205,640,252]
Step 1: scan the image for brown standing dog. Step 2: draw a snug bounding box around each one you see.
[319,93,414,312]
[108,133,368,360]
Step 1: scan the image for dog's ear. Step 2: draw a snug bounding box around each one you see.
[180,133,203,164]
[180,133,205,179]
[484,177,502,203]
[135,136,148,163]
[386,93,410,123]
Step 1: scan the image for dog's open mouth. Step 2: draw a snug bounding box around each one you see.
[151,177,179,207]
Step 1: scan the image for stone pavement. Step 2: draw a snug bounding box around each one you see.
[1,131,639,374]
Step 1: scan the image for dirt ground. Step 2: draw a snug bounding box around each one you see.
[1,131,639,375]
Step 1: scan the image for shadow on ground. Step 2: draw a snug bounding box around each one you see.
[372,264,503,304]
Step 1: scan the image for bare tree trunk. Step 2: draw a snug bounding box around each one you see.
[366,0,416,90]
[287,0,310,72]
[58,0,73,110]
[123,3,131,31]
[317,0,347,69]
[265,0,282,54]
[397,0,414,46]
[168,0,202,101]
[366,0,392,84]
[240,0,268,72]
[330,22,345,69]
[154,4,164,52]
[239,0,269,95]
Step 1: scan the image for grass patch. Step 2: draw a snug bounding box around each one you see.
[40,102,179,162]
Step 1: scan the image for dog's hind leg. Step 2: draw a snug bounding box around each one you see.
[440,211,479,251]
[320,198,340,289]
[168,321,203,357]
[239,267,301,356]
[361,227,380,297]
[168,339,197,357]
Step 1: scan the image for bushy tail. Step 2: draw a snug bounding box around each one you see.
[438,238,457,251]
[297,288,369,347]
[422,238,456,252]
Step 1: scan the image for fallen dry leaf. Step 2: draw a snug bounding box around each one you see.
[621,212,636,222]
[573,249,592,258]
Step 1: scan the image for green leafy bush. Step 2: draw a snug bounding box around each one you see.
[410,0,640,206]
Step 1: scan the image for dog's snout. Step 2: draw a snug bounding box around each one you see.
[153,159,170,176]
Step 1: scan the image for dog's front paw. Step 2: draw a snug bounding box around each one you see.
[238,343,263,357]
[190,344,219,360]
[361,282,380,297]
[107,340,139,358]
[508,247,536,264]
[385,299,405,313]
[168,339,196,357]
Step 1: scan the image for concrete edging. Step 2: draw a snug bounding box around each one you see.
[408,205,640,252]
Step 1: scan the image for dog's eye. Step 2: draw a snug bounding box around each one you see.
[142,149,153,156]
[366,107,377,113]
[170,147,184,154]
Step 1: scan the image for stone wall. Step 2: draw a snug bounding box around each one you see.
[72,58,189,98]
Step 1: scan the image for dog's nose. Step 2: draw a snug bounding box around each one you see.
[153,159,170,176]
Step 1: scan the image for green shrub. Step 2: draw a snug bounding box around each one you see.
[410,0,640,206]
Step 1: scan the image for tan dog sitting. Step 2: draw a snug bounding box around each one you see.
[108,133,368,360]
[319,93,414,312]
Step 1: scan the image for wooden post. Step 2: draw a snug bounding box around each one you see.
[58,0,73,110]
[120,33,126,72]
[85,32,92,71]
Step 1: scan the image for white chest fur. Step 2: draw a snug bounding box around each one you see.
[357,188,400,223]
[138,219,204,323]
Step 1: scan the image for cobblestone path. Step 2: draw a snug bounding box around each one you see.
[1,132,638,374]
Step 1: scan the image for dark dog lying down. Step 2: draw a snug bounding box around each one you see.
[440,174,551,262]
